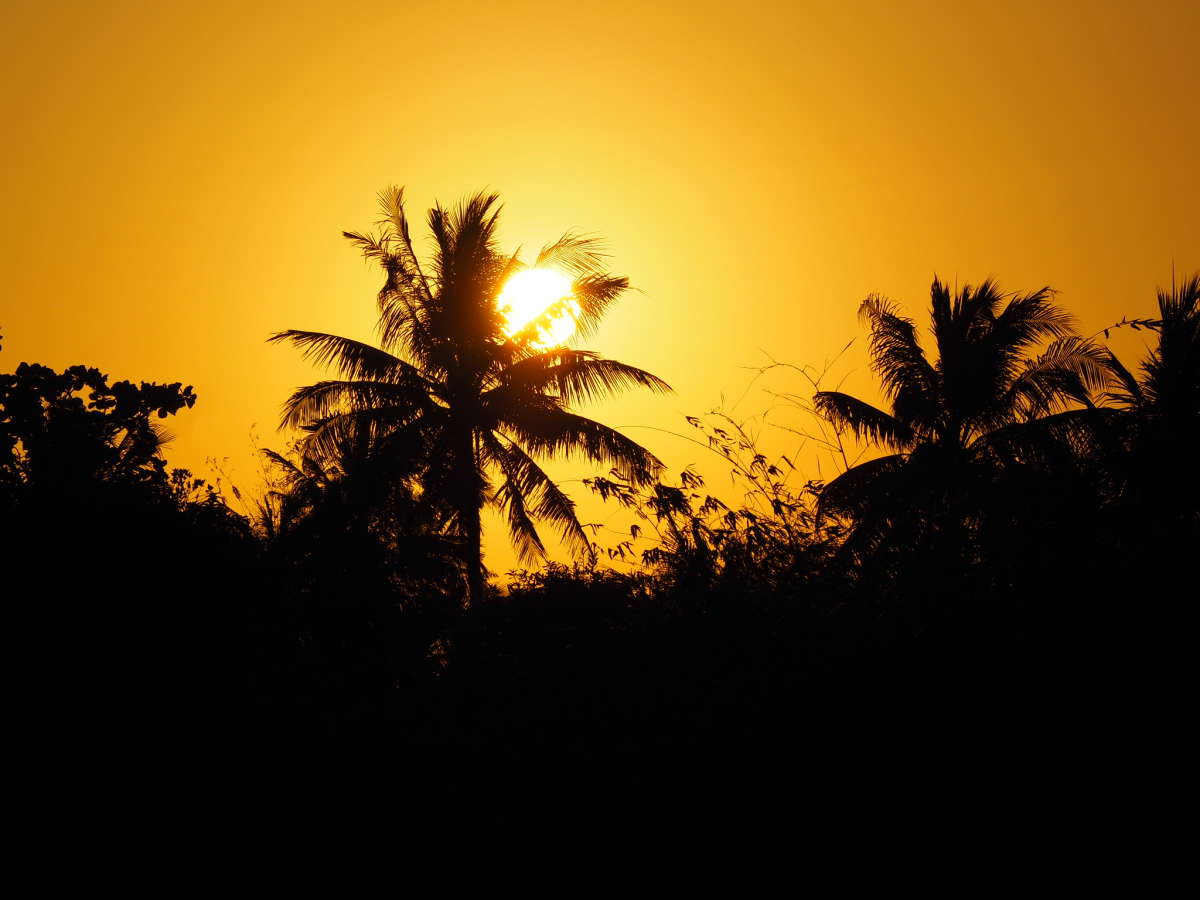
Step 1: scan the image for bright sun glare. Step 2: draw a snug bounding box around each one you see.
[498,268,580,348]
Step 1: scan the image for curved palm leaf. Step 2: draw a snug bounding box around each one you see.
[483,432,592,564]
[1101,348,1144,410]
[375,185,434,304]
[813,391,917,450]
[298,406,441,466]
[535,233,610,277]
[858,294,939,424]
[817,453,908,518]
[986,336,1109,428]
[268,330,426,384]
[489,349,672,406]
[499,400,664,485]
[571,273,633,339]
[279,378,435,431]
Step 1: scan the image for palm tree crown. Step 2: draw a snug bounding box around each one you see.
[1101,273,1200,516]
[813,277,1107,549]
[270,187,670,604]
[1105,273,1200,426]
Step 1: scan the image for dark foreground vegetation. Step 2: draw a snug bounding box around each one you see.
[6,247,1199,888]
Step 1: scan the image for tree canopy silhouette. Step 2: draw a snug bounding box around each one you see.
[270,187,670,605]
[1100,273,1200,525]
[1104,273,1200,430]
[0,361,195,499]
[813,277,1108,560]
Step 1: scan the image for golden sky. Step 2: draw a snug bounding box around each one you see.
[3,0,1197,574]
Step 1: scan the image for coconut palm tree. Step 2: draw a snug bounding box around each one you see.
[1101,273,1200,516]
[269,187,670,606]
[1104,274,1200,426]
[813,277,1108,558]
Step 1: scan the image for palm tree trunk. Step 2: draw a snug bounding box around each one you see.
[455,427,485,608]
[464,499,484,608]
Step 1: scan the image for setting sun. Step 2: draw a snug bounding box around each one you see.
[497,268,581,347]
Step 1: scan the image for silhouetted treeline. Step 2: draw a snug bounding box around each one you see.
[6,275,1198,891]
[1,362,254,884]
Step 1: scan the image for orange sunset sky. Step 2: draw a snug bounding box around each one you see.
[3,0,1197,574]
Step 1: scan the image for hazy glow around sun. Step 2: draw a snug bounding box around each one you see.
[498,268,580,348]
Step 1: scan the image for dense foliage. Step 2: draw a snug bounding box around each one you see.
[2,359,253,885]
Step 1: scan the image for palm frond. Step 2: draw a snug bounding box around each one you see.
[500,400,664,485]
[490,349,672,406]
[437,191,503,285]
[485,432,591,561]
[297,406,437,467]
[427,203,453,280]
[342,229,391,264]
[375,186,432,297]
[817,453,908,518]
[149,422,176,449]
[371,186,437,354]
[377,286,441,372]
[858,294,938,419]
[268,330,423,383]
[928,276,955,348]
[813,391,917,449]
[995,336,1109,424]
[478,437,542,563]
[976,408,1111,467]
[1156,271,1200,324]
[492,470,546,564]
[451,191,503,244]
[1145,272,1200,416]
[571,273,632,339]
[957,278,1005,332]
[982,286,1076,378]
[260,447,309,489]
[1101,349,1144,409]
[279,379,434,431]
[535,233,610,277]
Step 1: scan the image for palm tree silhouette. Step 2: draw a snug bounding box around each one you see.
[1104,274,1200,425]
[1102,273,1200,515]
[270,187,670,605]
[813,277,1107,556]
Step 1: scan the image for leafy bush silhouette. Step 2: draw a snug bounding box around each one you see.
[2,355,254,887]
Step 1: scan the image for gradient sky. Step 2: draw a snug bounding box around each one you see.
[3,0,1197,574]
